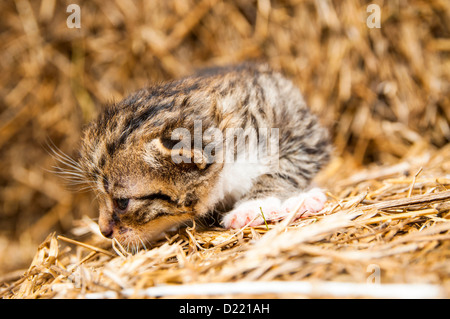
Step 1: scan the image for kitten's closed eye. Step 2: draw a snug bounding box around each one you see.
[113,193,173,216]
[113,193,174,215]
[137,192,174,204]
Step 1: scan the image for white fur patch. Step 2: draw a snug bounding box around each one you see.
[209,159,269,209]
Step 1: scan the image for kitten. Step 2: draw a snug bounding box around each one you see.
[73,63,330,248]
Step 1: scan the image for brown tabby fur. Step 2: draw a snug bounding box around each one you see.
[75,63,330,248]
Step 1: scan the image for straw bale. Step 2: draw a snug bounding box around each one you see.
[1,145,449,298]
[0,0,449,298]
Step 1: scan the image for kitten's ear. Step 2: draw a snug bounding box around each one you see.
[147,137,209,170]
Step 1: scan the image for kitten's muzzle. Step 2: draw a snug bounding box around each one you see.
[99,212,118,238]
[100,220,114,239]
[99,212,131,239]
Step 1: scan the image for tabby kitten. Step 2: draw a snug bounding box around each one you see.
[74,63,330,248]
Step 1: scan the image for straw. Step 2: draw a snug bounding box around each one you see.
[0,0,449,298]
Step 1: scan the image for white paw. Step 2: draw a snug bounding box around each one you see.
[222,188,327,229]
[222,197,282,229]
[281,188,327,218]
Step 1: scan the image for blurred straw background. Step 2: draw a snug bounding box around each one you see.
[0,0,449,297]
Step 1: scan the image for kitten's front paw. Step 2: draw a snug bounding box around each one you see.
[281,188,327,218]
[222,197,282,229]
[222,188,327,229]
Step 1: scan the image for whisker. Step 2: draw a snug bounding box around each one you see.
[49,149,83,173]
[143,237,153,250]
[48,169,96,191]
[44,140,92,190]
[132,240,139,254]
[54,158,83,173]
[55,177,93,186]
[138,235,147,251]
[45,139,81,168]
[46,152,99,192]
[50,164,83,173]
[49,169,86,180]
[74,186,96,193]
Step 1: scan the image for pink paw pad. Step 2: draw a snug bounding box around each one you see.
[281,188,327,218]
[222,197,282,229]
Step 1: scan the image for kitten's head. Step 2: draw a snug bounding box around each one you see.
[78,88,223,248]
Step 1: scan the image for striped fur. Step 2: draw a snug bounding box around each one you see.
[78,63,331,248]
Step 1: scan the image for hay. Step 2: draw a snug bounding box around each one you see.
[1,145,449,298]
[0,0,449,298]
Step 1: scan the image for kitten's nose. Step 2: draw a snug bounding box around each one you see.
[99,221,114,239]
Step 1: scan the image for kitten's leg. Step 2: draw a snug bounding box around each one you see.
[222,174,327,229]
